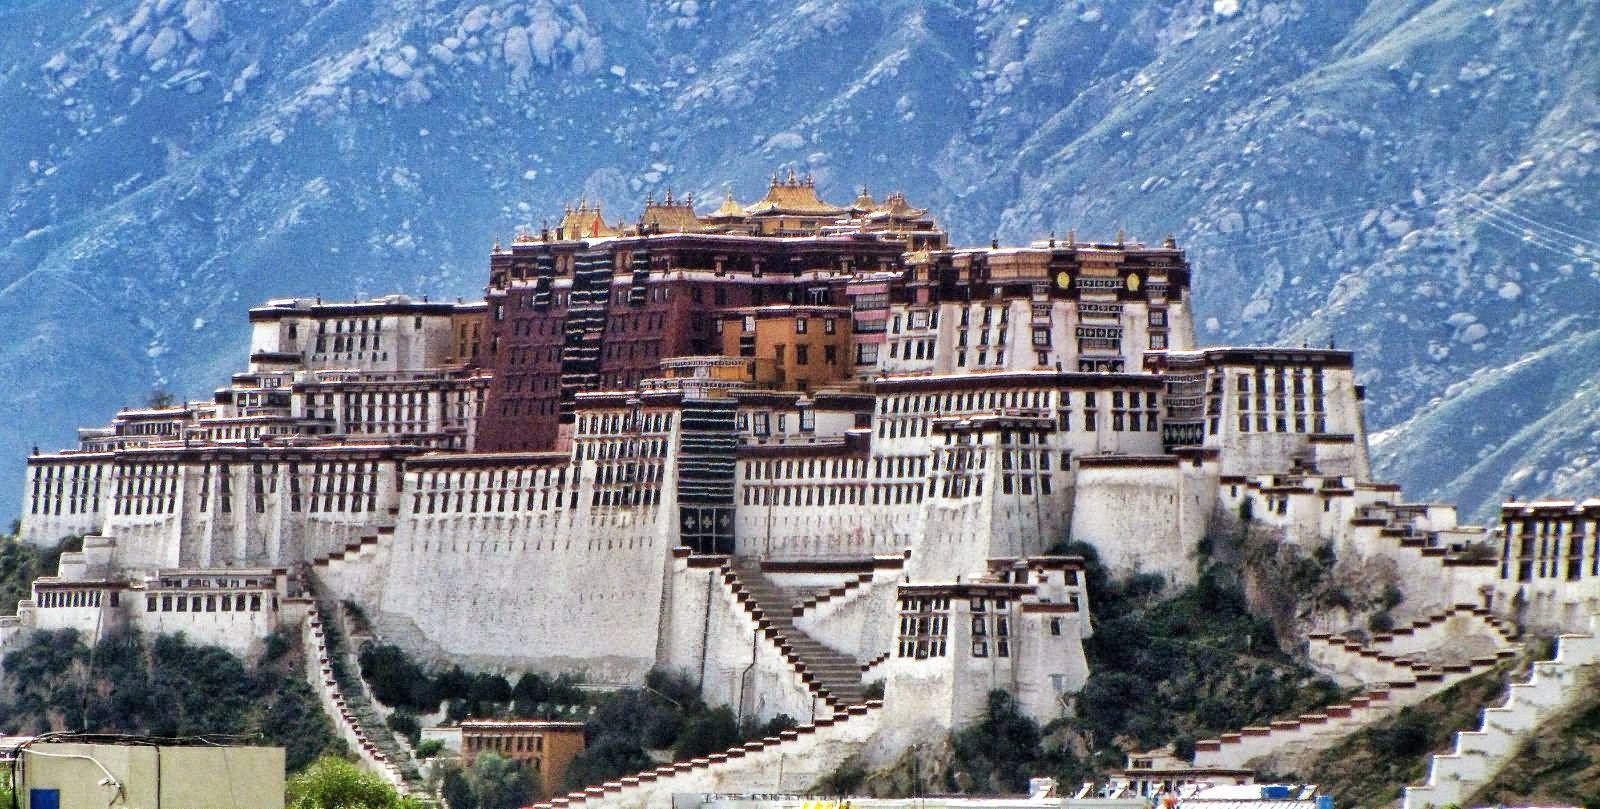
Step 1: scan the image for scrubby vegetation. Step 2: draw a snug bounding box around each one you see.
[1061,540,1346,768]
[358,642,588,720]
[923,540,1351,795]
[0,532,80,614]
[562,669,797,790]
[288,755,424,809]
[358,643,799,792]
[0,628,342,771]
[437,751,539,809]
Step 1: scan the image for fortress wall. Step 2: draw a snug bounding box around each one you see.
[910,499,992,581]
[733,455,921,561]
[1069,458,1192,584]
[131,592,282,658]
[376,456,675,681]
[657,555,721,684]
[87,456,403,571]
[657,554,827,724]
[313,537,390,608]
[19,455,112,547]
[707,575,822,724]
[1012,605,1092,721]
[379,508,671,681]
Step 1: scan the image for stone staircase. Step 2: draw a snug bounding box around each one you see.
[1193,649,1514,771]
[300,602,408,790]
[310,530,384,569]
[535,702,884,809]
[1403,616,1600,809]
[316,597,425,792]
[727,558,867,707]
[1307,603,1520,686]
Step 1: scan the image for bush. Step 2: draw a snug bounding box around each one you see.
[675,706,741,759]
[358,643,438,713]
[387,711,421,746]
[0,630,341,770]
[287,756,423,809]
[814,760,867,795]
[950,691,1043,795]
[416,739,445,758]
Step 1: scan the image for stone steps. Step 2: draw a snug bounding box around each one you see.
[726,558,867,708]
[315,597,424,791]
[1402,615,1600,809]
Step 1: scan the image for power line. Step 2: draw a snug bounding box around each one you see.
[1450,185,1600,251]
[1459,205,1600,266]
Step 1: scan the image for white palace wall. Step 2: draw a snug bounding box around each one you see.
[657,555,823,724]
[375,453,677,682]
[790,562,904,666]
[1069,456,1214,585]
[19,454,111,547]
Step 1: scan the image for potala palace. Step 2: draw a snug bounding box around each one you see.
[5,176,1598,808]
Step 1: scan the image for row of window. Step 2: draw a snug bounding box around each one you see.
[414,485,580,515]
[36,589,118,608]
[145,592,269,613]
[1501,532,1600,582]
[577,412,675,435]
[741,482,927,507]
[742,457,868,481]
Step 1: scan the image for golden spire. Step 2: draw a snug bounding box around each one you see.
[712,190,744,218]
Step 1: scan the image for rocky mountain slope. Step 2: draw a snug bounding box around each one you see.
[0,0,1596,521]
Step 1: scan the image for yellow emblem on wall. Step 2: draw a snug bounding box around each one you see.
[1055,271,1071,290]
[1126,273,1141,291]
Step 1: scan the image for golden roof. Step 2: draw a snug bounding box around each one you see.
[708,190,746,220]
[639,189,705,233]
[558,197,619,238]
[850,186,878,213]
[744,169,847,217]
[865,190,929,223]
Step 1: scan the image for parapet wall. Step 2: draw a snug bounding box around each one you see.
[537,704,884,809]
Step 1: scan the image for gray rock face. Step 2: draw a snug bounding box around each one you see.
[1,1,1595,521]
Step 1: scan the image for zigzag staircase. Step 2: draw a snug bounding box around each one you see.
[1307,603,1520,686]
[1403,614,1600,809]
[726,557,867,708]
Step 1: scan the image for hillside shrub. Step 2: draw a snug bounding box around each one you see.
[0,629,341,771]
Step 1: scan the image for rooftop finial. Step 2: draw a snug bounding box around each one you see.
[1048,230,1056,248]
[1067,229,1076,246]
[786,167,798,185]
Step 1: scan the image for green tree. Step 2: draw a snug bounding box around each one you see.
[286,756,422,809]
[467,752,538,809]
[438,754,539,809]
[674,706,741,759]
[950,691,1043,794]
